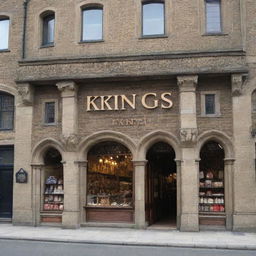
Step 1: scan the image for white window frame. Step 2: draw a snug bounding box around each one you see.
[200,91,221,117]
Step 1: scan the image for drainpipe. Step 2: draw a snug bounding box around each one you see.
[22,0,30,59]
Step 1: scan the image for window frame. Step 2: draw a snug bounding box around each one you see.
[0,17,10,51]
[41,12,55,47]
[0,92,14,131]
[81,6,104,43]
[43,99,58,126]
[205,0,222,35]
[141,1,166,38]
[200,91,221,117]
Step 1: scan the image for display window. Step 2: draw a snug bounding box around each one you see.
[87,141,133,208]
[42,148,64,212]
[199,140,225,225]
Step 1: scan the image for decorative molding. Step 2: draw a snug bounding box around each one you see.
[231,74,248,96]
[56,81,78,97]
[132,160,148,167]
[177,75,198,92]
[17,83,34,106]
[180,128,198,144]
[60,133,80,152]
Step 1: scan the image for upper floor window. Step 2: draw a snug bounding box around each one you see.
[82,7,103,41]
[42,12,55,46]
[252,90,256,112]
[0,92,14,130]
[205,0,222,34]
[142,2,164,37]
[0,18,10,50]
[44,101,56,125]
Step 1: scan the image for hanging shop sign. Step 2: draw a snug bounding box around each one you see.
[86,92,173,111]
[16,168,28,183]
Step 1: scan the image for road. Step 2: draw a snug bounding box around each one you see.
[0,239,255,256]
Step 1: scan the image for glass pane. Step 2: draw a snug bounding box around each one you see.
[0,111,13,130]
[43,15,55,45]
[0,19,10,50]
[0,147,14,165]
[205,94,215,114]
[45,102,55,124]
[82,9,103,41]
[252,91,256,112]
[206,0,221,33]
[143,3,164,36]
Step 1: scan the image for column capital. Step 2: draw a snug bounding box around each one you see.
[177,75,198,92]
[74,160,88,168]
[231,74,248,97]
[31,163,44,169]
[132,160,148,167]
[224,158,235,165]
[17,83,34,106]
[56,81,78,97]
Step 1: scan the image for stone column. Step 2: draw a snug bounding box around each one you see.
[177,75,199,232]
[57,81,80,228]
[13,83,34,226]
[224,158,235,231]
[133,160,147,228]
[31,164,43,226]
[175,160,182,229]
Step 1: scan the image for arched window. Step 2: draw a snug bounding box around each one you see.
[0,17,10,50]
[41,12,55,46]
[142,1,164,36]
[205,0,222,34]
[82,6,103,41]
[0,92,14,130]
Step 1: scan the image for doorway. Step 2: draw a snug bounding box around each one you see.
[0,146,14,219]
[146,142,176,228]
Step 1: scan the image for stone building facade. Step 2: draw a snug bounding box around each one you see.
[0,0,256,231]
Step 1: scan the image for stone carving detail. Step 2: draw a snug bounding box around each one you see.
[56,81,77,97]
[17,84,34,105]
[177,75,198,92]
[231,74,248,97]
[180,128,198,143]
[60,134,80,151]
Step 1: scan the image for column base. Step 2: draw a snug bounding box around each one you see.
[12,209,34,226]
[180,213,199,232]
[62,211,80,229]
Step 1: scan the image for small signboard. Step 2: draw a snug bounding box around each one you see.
[16,168,28,184]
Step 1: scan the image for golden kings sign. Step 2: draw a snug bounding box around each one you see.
[86,92,173,111]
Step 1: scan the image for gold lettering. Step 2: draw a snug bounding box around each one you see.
[100,95,113,110]
[87,96,100,111]
[121,94,136,110]
[161,92,173,109]
[114,95,119,110]
[141,93,158,109]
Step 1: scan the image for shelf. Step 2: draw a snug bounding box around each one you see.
[199,187,224,189]
[85,205,133,210]
[199,211,226,216]
[44,193,64,195]
[44,202,63,204]
[199,195,224,197]
[45,184,63,186]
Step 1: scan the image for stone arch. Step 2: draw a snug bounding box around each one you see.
[78,130,136,161]
[136,130,181,160]
[0,84,17,97]
[31,138,65,165]
[197,130,234,159]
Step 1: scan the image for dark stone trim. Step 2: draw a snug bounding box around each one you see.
[18,49,246,66]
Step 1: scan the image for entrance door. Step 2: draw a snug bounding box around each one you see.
[0,146,14,218]
[145,142,176,227]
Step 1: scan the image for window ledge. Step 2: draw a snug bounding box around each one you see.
[40,44,55,49]
[139,34,168,40]
[202,33,228,37]
[79,40,104,44]
[200,114,222,118]
[43,123,57,126]
[0,49,10,53]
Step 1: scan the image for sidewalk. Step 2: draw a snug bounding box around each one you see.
[0,224,256,250]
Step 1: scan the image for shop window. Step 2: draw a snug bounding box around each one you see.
[0,18,10,50]
[42,12,55,46]
[199,141,225,226]
[42,148,64,213]
[44,101,56,125]
[82,7,103,41]
[205,0,222,34]
[200,91,220,117]
[0,92,14,130]
[87,141,133,208]
[142,2,164,37]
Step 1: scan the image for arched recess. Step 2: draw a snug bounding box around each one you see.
[136,130,181,161]
[32,138,65,165]
[77,130,136,161]
[0,84,17,97]
[197,130,234,160]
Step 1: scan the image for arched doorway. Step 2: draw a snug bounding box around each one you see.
[199,140,225,227]
[86,141,134,223]
[41,147,64,223]
[146,142,176,228]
